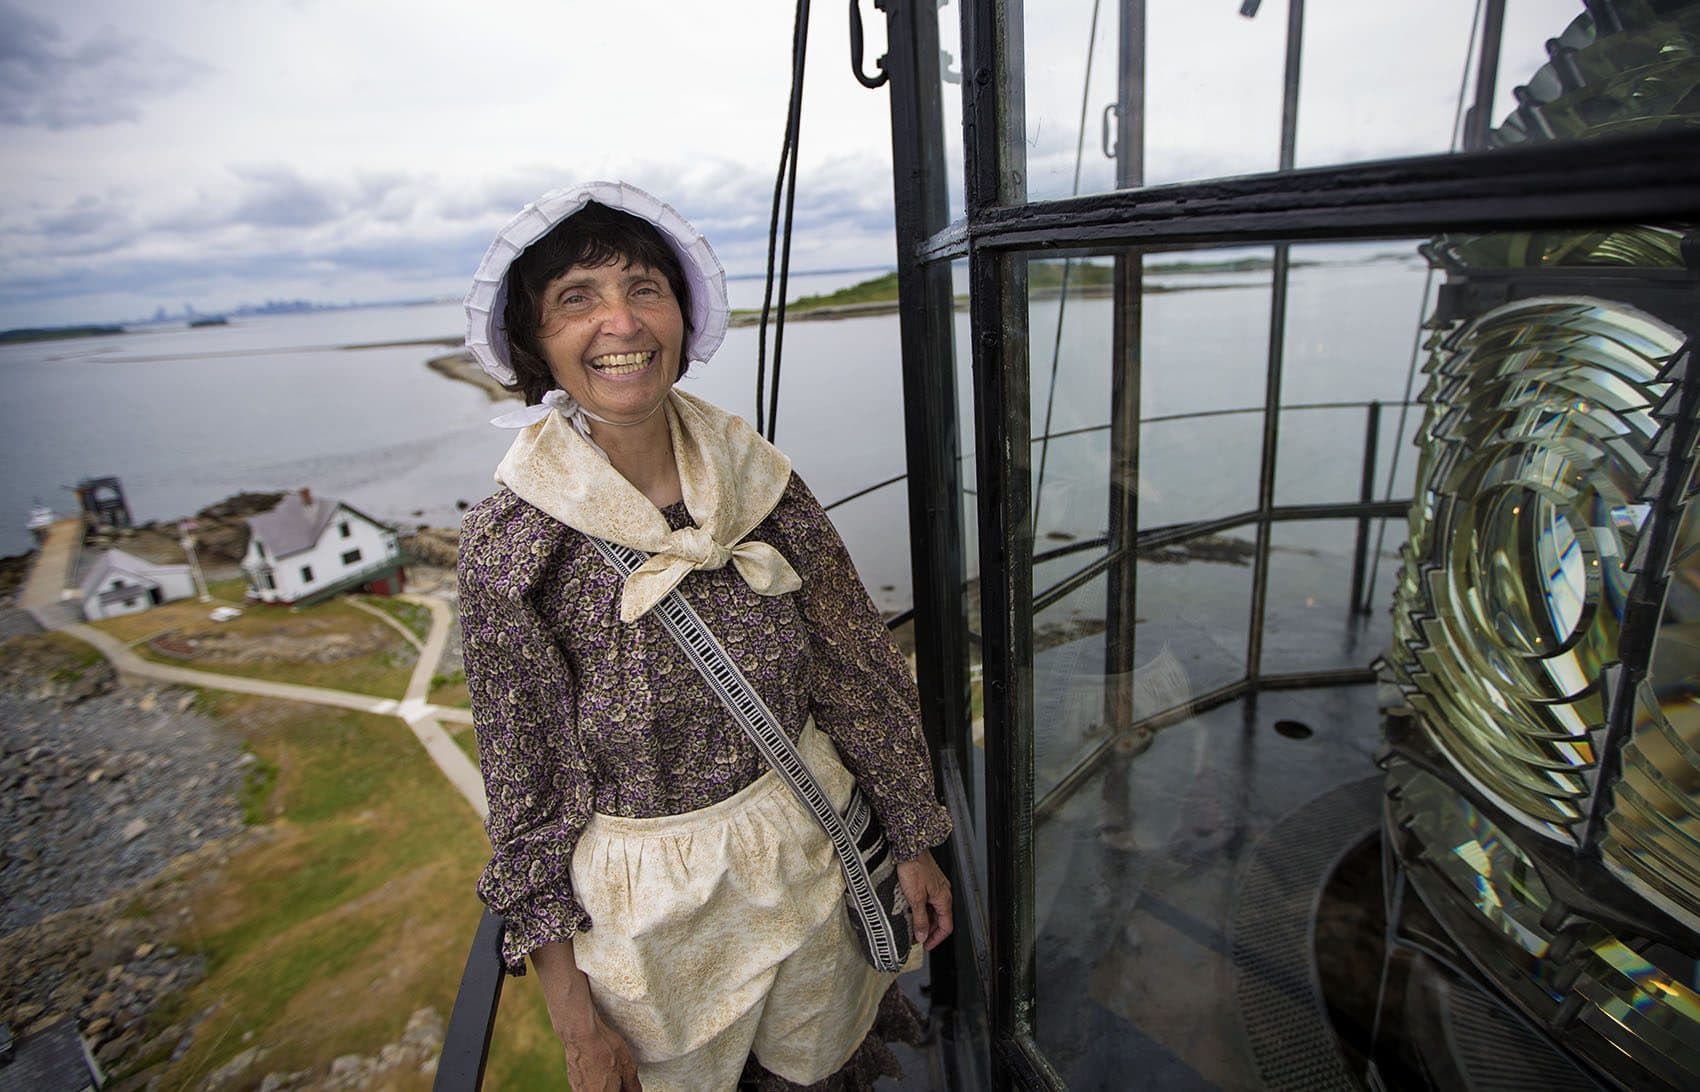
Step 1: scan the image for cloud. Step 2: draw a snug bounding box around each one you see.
[0,155,899,325]
[0,1,207,129]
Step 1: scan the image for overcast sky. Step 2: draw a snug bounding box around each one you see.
[0,0,1580,328]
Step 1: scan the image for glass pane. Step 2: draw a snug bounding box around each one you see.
[1000,198,1699,1083]
[1263,518,1399,675]
[1140,250,1273,528]
[1032,687,1386,1085]
[1008,0,1698,203]
[1016,0,1290,201]
[940,0,967,223]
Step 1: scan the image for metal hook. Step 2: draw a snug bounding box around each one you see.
[850,0,889,89]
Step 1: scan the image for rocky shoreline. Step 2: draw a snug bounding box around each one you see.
[0,632,252,1085]
[0,630,450,1090]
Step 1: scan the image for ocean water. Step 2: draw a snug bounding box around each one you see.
[0,261,1433,612]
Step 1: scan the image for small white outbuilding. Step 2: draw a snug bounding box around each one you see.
[241,488,404,606]
[79,548,197,621]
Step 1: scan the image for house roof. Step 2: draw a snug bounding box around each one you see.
[0,1018,100,1092]
[77,548,188,599]
[246,492,392,561]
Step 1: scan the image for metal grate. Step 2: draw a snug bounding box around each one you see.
[1435,971,1601,1092]
[1230,776,1381,1092]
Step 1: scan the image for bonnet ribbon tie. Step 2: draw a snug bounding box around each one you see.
[619,526,801,623]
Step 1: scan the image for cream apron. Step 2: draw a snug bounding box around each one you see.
[569,723,916,1090]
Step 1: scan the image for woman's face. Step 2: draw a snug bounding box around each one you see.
[536,257,685,425]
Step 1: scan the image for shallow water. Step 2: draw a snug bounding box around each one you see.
[0,261,1432,613]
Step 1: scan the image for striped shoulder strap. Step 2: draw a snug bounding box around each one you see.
[588,535,905,972]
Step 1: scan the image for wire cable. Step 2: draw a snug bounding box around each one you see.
[1033,0,1103,531]
[1362,0,1484,610]
[756,0,813,442]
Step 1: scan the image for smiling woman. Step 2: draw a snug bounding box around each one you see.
[497,199,699,409]
[455,181,954,1092]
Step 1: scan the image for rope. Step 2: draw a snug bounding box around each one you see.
[756,0,813,442]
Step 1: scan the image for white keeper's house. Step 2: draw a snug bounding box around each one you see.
[78,548,197,621]
[241,488,405,606]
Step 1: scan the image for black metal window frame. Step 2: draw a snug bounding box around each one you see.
[875,0,1700,1088]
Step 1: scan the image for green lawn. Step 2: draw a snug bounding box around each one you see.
[448,721,481,768]
[118,691,561,1090]
[360,595,433,643]
[429,668,470,709]
[92,598,418,698]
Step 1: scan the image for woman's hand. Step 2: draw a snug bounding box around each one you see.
[896,849,954,951]
[561,1015,643,1092]
[532,940,642,1091]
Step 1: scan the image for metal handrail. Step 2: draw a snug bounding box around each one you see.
[434,910,507,1091]
[820,398,1421,511]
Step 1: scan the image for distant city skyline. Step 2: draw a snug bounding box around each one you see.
[1,0,1579,328]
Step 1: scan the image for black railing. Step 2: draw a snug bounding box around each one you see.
[433,910,507,1092]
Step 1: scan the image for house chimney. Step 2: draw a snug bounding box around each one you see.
[299,487,313,508]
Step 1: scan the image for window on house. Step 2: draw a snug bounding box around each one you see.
[259,571,274,590]
[339,521,351,538]
[342,548,362,566]
[300,565,314,583]
[255,541,266,558]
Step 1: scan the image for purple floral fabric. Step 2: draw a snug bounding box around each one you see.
[458,473,952,975]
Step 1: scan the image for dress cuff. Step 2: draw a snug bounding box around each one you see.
[886,803,954,863]
[492,891,592,976]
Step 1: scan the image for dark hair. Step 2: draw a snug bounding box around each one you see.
[499,201,695,405]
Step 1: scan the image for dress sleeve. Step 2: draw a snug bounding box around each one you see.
[776,475,953,860]
[458,495,595,974]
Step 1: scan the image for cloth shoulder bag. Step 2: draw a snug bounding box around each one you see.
[589,535,916,974]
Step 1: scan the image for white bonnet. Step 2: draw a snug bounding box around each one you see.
[463,180,730,385]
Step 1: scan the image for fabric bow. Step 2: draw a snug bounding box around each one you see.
[493,389,802,622]
[621,527,800,623]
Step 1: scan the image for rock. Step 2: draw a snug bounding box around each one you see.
[95,1028,140,1067]
[84,1015,112,1037]
[401,1007,443,1050]
[137,692,157,712]
[50,979,82,1010]
[134,942,156,959]
[135,1023,185,1066]
[179,693,195,712]
[203,1046,260,1091]
[13,1001,44,1025]
[122,818,149,842]
[25,1013,61,1036]
[87,768,104,783]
